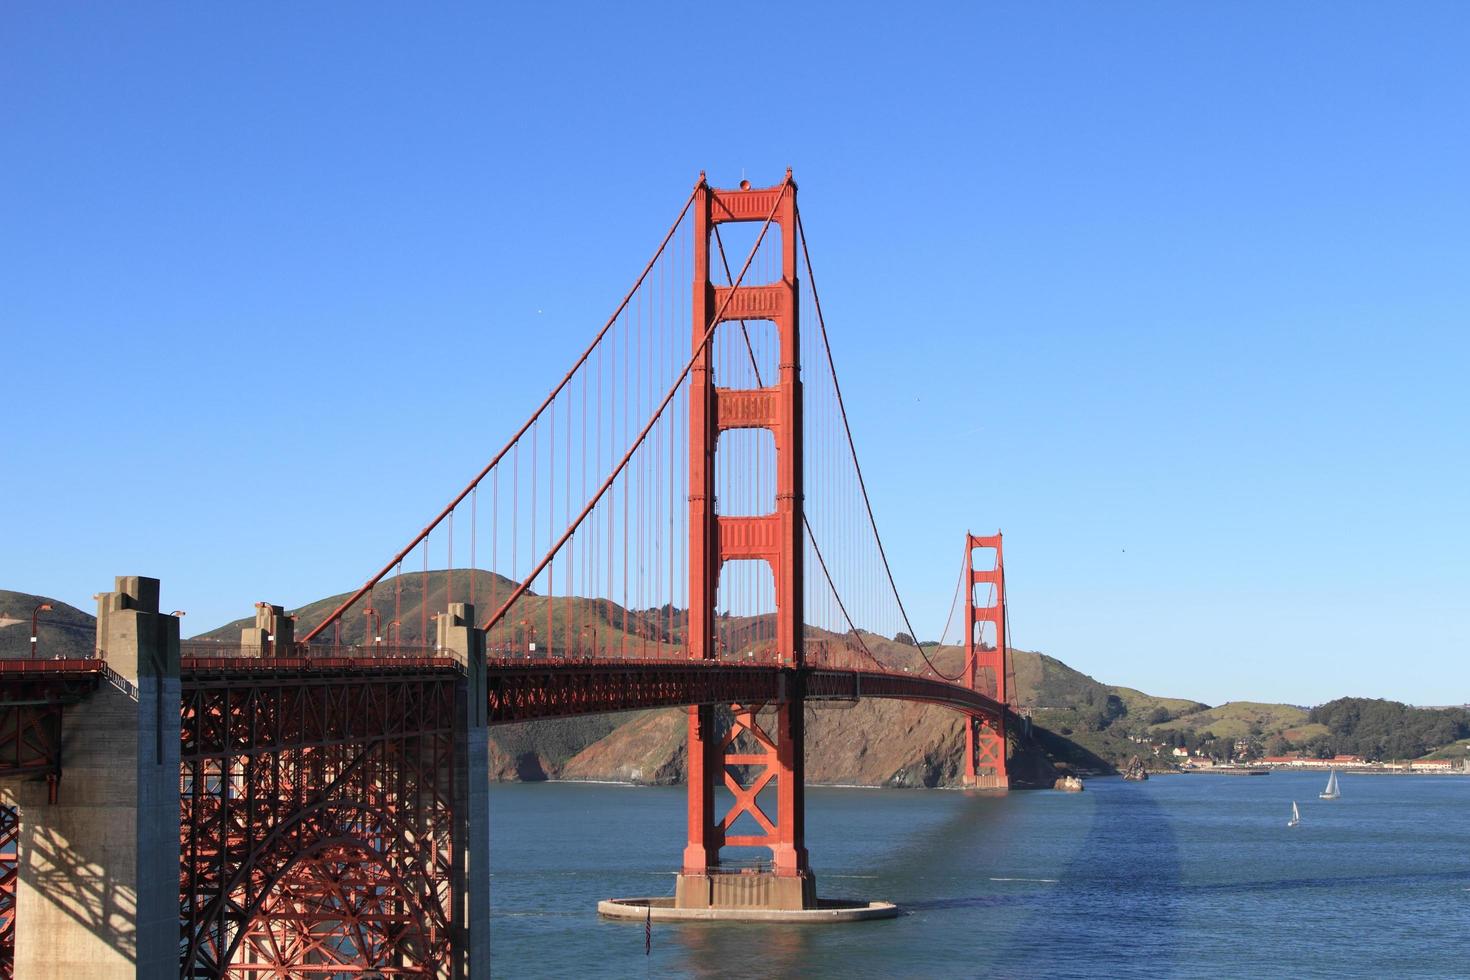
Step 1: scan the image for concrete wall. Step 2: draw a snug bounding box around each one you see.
[439,603,491,979]
[5,576,180,978]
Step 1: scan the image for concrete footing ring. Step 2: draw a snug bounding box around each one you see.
[597,897,901,923]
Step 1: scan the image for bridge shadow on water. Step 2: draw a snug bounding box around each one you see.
[643,783,1186,979]
[891,783,1186,979]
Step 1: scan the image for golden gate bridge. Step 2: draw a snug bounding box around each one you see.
[0,172,1015,977]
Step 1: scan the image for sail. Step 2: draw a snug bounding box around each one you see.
[1321,770,1340,799]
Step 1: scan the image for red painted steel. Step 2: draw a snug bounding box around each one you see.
[686,173,811,881]
[483,660,1003,725]
[0,665,106,809]
[180,668,461,977]
[965,532,1010,788]
[0,805,13,980]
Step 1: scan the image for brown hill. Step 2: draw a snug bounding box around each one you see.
[0,589,98,660]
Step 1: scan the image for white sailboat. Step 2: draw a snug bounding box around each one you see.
[1287,801,1300,828]
[1319,769,1341,800]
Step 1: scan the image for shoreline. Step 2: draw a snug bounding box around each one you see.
[503,769,1470,791]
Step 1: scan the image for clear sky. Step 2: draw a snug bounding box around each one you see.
[3,3,1466,706]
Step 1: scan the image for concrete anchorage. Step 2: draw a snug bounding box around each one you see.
[241,601,293,654]
[7,576,181,978]
[438,603,491,979]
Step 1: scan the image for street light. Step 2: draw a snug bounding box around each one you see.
[364,607,382,646]
[31,602,52,659]
[387,619,402,647]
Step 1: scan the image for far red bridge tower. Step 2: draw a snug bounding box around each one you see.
[965,532,1010,789]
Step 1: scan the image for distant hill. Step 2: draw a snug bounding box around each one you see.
[196,569,525,646]
[1306,697,1470,761]
[1150,701,1318,740]
[0,589,97,660]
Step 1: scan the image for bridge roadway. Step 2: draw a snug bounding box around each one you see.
[0,650,1003,741]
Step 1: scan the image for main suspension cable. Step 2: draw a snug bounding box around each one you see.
[796,207,964,682]
[482,178,792,633]
[303,184,700,643]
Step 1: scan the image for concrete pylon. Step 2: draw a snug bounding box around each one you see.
[437,603,490,979]
[241,602,293,654]
[12,576,181,977]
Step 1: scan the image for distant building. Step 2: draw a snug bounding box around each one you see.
[1409,759,1453,771]
[1171,747,1190,758]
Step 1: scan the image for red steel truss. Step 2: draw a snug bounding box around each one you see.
[0,661,108,976]
[180,666,462,978]
[0,662,106,789]
[0,804,14,980]
[965,532,1011,788]
[485,660,1005,724]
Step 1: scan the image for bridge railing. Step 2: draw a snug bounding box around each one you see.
[180,641,462,670]
[475,638,955,683]
[0,655,106,671]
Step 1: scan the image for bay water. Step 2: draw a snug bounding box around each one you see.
[487,773,1468,978]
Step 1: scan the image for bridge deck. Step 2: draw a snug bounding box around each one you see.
[0,655,1005,726]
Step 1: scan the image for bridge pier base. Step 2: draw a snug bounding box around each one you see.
[964,717,1010,790]
[439,603,491,980]
[674,870,816,911]
[8,576,179,979]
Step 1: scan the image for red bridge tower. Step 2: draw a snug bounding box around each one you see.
[965,532,1010,789]
[678,172,814,910]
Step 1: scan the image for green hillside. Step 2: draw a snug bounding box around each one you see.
[1424,738,1470,762]
[1150,701,1313,740]
[1108,686,1210,723]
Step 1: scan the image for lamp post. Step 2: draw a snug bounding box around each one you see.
[581,625,598,660]
[365,607,382,646]
[387,619,401,647]
[31,602,52,659]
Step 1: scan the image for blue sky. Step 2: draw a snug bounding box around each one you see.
[3,3,1466,705]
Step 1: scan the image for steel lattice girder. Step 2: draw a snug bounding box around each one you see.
[180,670,459,978]
[0,805,14,980]
[483,661,1006,726]
[807,669,1007,724]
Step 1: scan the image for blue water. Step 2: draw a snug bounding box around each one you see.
[488,773,1469,978]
